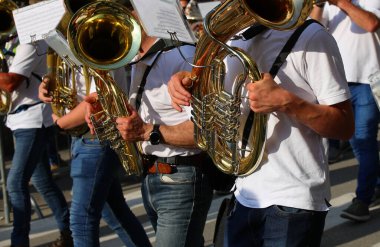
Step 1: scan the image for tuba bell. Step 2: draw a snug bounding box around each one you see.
[0,0,18,115]
[191,0,320,176]
[67,0,143,176]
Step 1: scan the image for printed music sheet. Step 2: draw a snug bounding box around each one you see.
[12,0,65,44]
[131,0,196,44]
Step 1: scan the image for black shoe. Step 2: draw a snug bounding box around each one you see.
[50,230,73,247]
[328,141,352,164]
[370,187,380,207]
[328,146,343,163]
[340,198,370,222]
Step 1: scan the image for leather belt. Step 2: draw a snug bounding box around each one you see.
[143,153,207,174]
[81,130,96,139]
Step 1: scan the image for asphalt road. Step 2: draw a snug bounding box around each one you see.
[1,147,380,247]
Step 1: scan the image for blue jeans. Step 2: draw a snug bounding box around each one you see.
[141,165,213,247]
[101,202,135,246]
[70,137,151,247]
[349,83,380,204]
[225,200,327,247]
[6,127,70,246]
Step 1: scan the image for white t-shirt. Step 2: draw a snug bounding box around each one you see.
[71,67,127,99]
[129,42,200,157]
[233,23,350,211]
[321,0,380,83]
[6,41,53,130]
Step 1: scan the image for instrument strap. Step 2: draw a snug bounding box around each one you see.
[240,24,269,40]
[241,19,322,151]
[134,39,195,110]
[24,72,42,89]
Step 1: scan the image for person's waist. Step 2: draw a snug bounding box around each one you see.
[142,153,208,174]
[348,82,364,86]
[71,129,96,139]
[8,101,43,115]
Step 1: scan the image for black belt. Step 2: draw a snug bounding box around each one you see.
[143,153,207,167]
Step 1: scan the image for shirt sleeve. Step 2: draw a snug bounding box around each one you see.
[303,27,350,105]
[9,42,44,78]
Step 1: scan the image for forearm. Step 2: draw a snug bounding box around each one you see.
[310,5,324,21]
[280,92,354,140]
[337,1,380,32]
[158,120,196,148]
[0,72,24,92]
[56,101,87,130]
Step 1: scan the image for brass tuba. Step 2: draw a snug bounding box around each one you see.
[67,0,143,176]
[46,0,95,136]
[191,0,319,176]
[0,0,18,115]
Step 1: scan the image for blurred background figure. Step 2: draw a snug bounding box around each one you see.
[0,1,72,246]
[311,0,380,222]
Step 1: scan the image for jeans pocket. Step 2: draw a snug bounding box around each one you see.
[273,205,311,218]
[159,166,195,184]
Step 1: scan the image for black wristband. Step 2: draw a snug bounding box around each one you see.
[54,119,63,130]
[315,2,325,8]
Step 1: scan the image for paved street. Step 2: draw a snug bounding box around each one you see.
[1,145,380,247]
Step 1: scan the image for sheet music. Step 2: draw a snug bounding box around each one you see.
[12,0,65,44]
[131,0,196,44]
[45,30,83,67]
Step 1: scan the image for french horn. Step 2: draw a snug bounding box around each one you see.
[67,0,143,176]
[191,0,323,176]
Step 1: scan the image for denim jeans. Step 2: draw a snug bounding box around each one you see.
[70,137,151,247]
[349,83,380,204]
[225,200,327,247]
[141,165,213,247]
[6,127,70,246]
[101,202,135,246]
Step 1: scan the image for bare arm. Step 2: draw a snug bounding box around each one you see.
[316,0,380,32]
[0,72,25,92]
[310,4,325,21]
[116,103,196,148]
[54,101,88,130]
[335,0,380,32]
[247,73,354,140]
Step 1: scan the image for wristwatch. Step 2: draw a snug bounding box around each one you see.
[149,124,162,145]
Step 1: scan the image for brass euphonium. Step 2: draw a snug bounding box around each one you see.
[46,0,95,136]
[67,1,143,176]
[191,0,319,176]
[0,0,18,115]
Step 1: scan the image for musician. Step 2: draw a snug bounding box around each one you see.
[311,0,380,223]
[167,17,354,247]
[85,8,214,247]
[0,28,72,247]
[38,1,152,246]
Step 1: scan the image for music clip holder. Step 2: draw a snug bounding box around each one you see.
[167,30,209,70]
